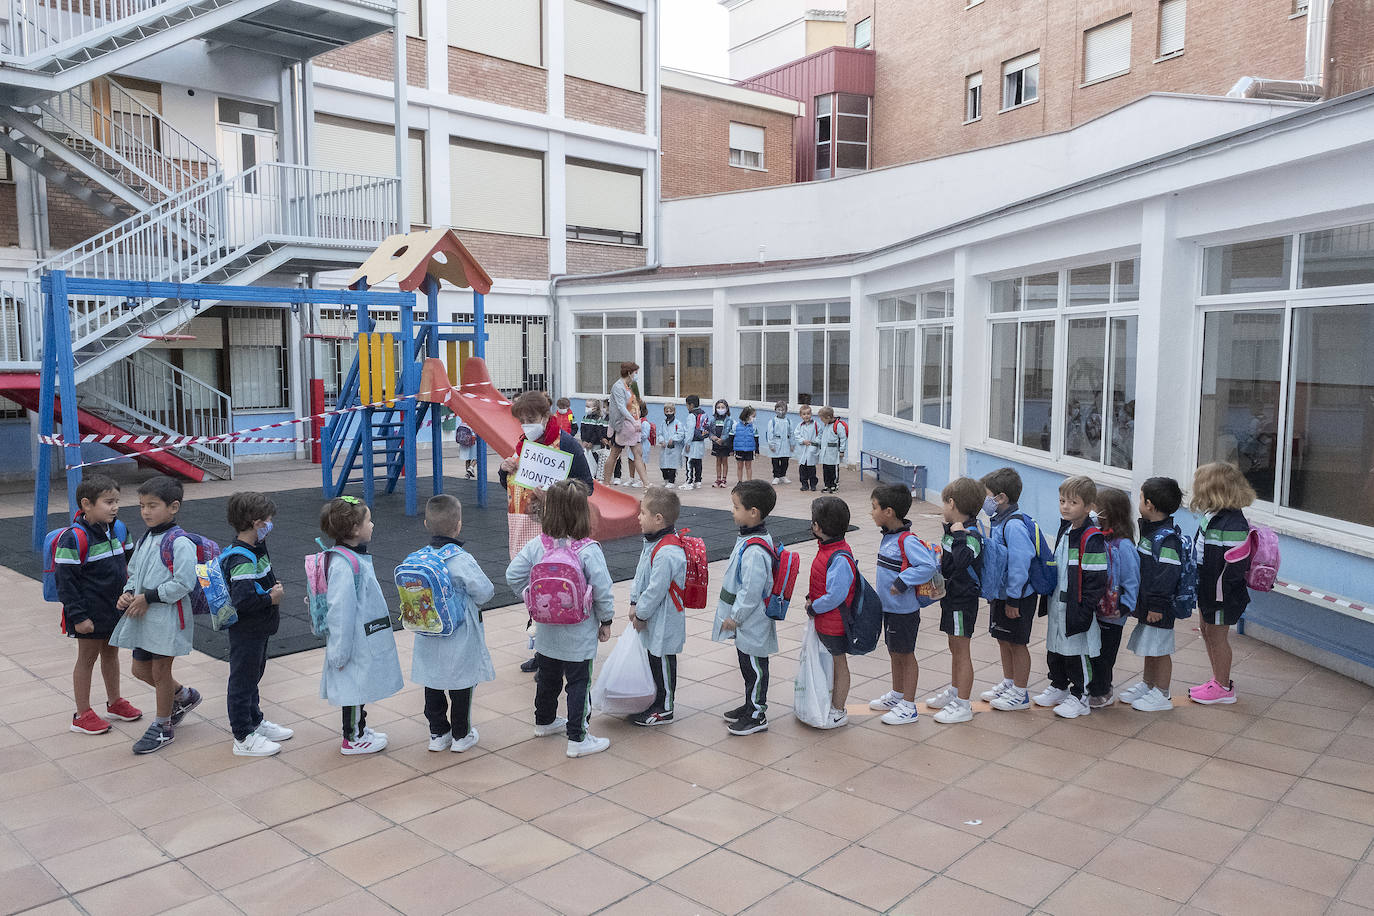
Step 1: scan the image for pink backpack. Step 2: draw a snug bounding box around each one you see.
[1222,524,1280,595]
[523,535,594,625]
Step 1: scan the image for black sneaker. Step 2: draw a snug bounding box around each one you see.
[727,713,768,736]
[632,710,674,727]
[170,687,201,726]
[721,704,750,723]
[132,722,174,754]
[519,657,539,674]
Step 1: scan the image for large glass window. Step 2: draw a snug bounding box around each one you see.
[738,302,850,407]
[573,308,713,399]
[1203,236,1292,295]
[1065,316,1138,468]
[1198,310,1286,503]
[877,288,953,428]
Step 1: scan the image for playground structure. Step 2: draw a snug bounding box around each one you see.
[30,228,642,551]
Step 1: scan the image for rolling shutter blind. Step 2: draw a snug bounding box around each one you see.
[1003,51,1038,77]
[1083,16,1132,82]
[565,0,642,91]
[407,132,426,224]
[404,0,422,37]
[967,72,982,90]
[566,162,640,233]
[728,123,764,155]
[448,0,541,66]
[314,116,427,224]
[1159,0,1186,55]
[450,140,544,236]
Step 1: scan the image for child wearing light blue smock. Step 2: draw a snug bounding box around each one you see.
[713,480,780,735]
[795,404,822,492]
[764,401,795,485]
[816,406,847,493]
[412,494,496,753]
[658,406,687,485]
[628,488,688,726]
[683,396,708,489]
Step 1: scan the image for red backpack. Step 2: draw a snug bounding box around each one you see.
[652,528,709,612]
[745,537,801,620]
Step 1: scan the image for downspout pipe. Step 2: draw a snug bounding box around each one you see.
[1227,0,1334,101]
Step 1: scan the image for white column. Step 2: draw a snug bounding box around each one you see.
[850,273,872,465]
[714,286,732,402]
[428,111,452,228]
[426,0,448,92]
[548,133,567,275]
[1134,195,1195,487]
[547,0,566,119]
[949,245,982,477]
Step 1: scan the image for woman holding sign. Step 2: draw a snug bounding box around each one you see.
[602,362,640,488]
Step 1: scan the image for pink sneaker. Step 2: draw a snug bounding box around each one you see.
[1189,679,1236,705]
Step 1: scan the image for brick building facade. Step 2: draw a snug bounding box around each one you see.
[844,0,1361,168]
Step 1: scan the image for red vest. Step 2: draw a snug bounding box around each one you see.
[810,538,853,636]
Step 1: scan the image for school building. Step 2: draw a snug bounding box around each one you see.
[553,86,1374,683]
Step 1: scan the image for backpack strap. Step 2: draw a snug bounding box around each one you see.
[826,547,861,608]
[157,525,190,628]
[1075,525,1102,601]
[896,531,912,574]
[652,531,686,613]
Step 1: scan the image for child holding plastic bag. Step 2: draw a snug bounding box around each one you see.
[624,488,687,726]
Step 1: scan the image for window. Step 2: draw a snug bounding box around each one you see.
[1002,51,1039,109]
[988,259,1140,466]
[815,94,831,176]
[834,93,870,172]
[449,139,544,236]
[1158,0,1186,56]
[1295,0,1309,12]
[1299,221,1374,288]
[448,0,541,66]
[228,308,287,410]
[1083,16,1131,84]
[566,0,642,91]
[738,302,850,407]
[878,289,954,428]
[0,151,10,181]
[965,73,983,122]
[1204,222,1374,295]
[404,0,422,38]
[566,160,642,245]
[314,116,428,226]
[854,16,871,48]
[1204,236,1292,295]
[729,122,765,170]
[574,309,712,398]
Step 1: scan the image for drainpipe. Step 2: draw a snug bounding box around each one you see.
[1227,0,1333,101]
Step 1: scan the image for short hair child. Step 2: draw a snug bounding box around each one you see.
[795,404,820,492]
[808,495,859,727]
[58,474,141,736]
[682,395,706,489]
[556,397,571,411]
[868,483,936,724]
[221,490,289,757]
[1187,463,1254,705]
[977,467,1037,709]
[109,475,201,754]
[1084,487,1138,708]
[766,400,794,485]
[815,406,846,492]
[923,476,986,723]
[734,405,757,482]
[414,493,496,753]
[506,478,616,756]
[318,496,404,754]
[714,480,779,734]
[628,487,687,726]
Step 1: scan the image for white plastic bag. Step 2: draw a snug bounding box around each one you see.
[591,628,656,714]
[794,625,835,728]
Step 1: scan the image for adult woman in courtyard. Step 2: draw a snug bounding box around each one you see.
[603,361,640,486]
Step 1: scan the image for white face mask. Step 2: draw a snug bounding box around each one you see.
[255,520,273,543]
[631,372,639,383]
[775,409,786,417]
[716,407,726,417]
[521,422,545,440]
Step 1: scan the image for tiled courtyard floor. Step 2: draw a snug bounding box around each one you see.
[3,457,1374,914]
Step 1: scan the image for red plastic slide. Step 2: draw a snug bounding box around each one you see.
[419,357,641,540]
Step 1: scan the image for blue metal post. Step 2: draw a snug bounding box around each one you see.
[32,273,59,553]
[357,279,374,507]
[426,276,442,496]
[52,273,82,516]
[400,293,417,515]
[473,290,488,509]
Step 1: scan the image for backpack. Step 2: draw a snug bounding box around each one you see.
[159,527,221,628]
[979,513,1057,600]
[648,423,657,447]
[394,544,467,636]
[455,425,476,448]
[833,550,883,654]
[1223,524,1280,594]
[742,537,800,621]
[523,535,594,625]
[201,544,255,632]
[652,528,709,612]
[1151,526,1199,619]
[1096,539,1121,621]
[831,419,849,440]
[42,517,129,604]
[304,540,363,637]
[691,412,708,442]
[897,531,944,607]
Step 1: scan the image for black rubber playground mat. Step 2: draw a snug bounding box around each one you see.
[3,477,821,661]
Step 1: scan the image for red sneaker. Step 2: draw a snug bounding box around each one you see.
[105,698,143,722]
[71,708,111,735]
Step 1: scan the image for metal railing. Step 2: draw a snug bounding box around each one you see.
[0,162,399,366]
[83,348,234,477]
[35,75,215,198]
[1,0,170,60]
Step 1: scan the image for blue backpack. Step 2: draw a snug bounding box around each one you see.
[200,545,255,631]
[1152,526,1199,619]
[832,551,883,655]
[979,513,1057,600]
[43,518,129,603]
[733,422,757,452]
[394,544,467,636]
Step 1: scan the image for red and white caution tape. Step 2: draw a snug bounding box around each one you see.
[1274,579,1374,618]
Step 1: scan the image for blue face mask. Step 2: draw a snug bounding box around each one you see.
[983,496,999,518]
[256,520,273,543]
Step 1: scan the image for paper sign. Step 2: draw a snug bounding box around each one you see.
[513,440,573,491]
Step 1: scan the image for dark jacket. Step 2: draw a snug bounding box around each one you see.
[1136,517,1183,629]
[1055,518,1108,630]
[939,521,983,614]
[1197,508,1250,616]
[222,538,280,636]
[579,412,607,448]
[54,515,131,635]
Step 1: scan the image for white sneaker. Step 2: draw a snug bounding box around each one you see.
[934,699,974,724]
[1117,681,1150,704]
[980,680,1014,701]
[613,478,623,485]
[781,478,790,484]
[534,716,567,737]
[1131,687,1173,712]
[567,734,610,758]
[428,733,453,752]
[828,708,849,728]
[991,688,1032,711]
[341,733,386,754]
[678,483,693,490]
[233,733,281,757]
[451,729,480,752]
[361,726,387,744]
[869,690,902,711]
[254,720,293,742]
[628,479,643,488]
[1033,686,1071,708]
[925,685,958,709]
[880,701,920,725]
[694,482,703,490]
[771,477,781,485]
[1053,695,1091,719]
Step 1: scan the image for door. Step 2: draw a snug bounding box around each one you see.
[217,98,278,245]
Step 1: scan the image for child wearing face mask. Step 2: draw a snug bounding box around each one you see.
[708,399,735,488]
[795,404,821,492]
[219,491,292,757]
[501,391,597,560]
[765,401,794,485]
[658,404,687,484]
